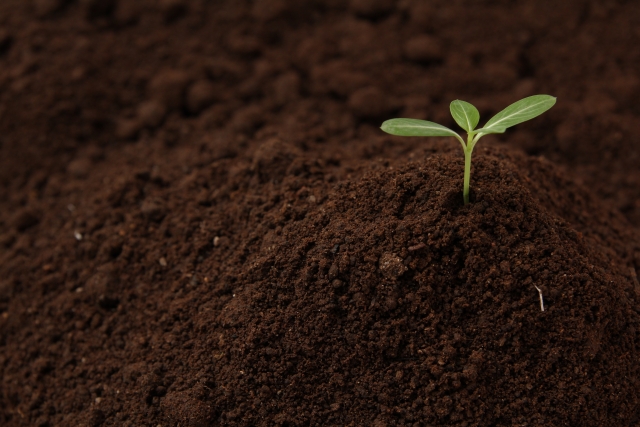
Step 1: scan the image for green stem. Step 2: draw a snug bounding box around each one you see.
[463,147,472,205]
[463,133,477,205]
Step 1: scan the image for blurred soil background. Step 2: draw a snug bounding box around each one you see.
[1,0,640,426]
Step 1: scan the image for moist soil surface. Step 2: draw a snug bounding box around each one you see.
[2,1,640,426]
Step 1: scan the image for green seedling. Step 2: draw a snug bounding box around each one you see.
[381,95,556,205]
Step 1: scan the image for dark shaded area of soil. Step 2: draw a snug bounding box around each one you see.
[1,1,640,426]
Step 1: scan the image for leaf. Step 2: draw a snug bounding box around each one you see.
[450,100,480,132]
[380,118,460,138]
[475,95,556,135]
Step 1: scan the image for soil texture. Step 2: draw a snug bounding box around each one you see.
[1,1,640,426]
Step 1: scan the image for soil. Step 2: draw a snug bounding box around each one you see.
[1,0,640,426]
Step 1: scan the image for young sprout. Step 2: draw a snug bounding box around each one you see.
[381,95,556,205]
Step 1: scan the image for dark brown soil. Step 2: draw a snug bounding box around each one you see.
[1,1,640,426]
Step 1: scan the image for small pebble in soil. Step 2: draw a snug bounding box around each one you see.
[379,252,407,279]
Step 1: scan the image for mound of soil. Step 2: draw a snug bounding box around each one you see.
[210,147,640,426]
[2,0,640,426]
[2,141,640,426]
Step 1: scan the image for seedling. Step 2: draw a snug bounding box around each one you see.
[381,95,556,205]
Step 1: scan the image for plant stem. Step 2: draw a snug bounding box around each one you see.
[463,147,472,205]
[463,133,476,205]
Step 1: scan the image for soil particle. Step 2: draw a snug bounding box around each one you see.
[230,104,265,134]
[250,139,301,184]
[140,197,167,222]
[159,0,189,23]
[403,34,444,63]
[33,0,70,17]
[251,0,289,22]
[349,0,396,18]
[113,1,140,26]
[348,86,396,120]
[0,29,12,56]
[161,389,214,427]
[115,117,142,140]
[226,31,262,56]
[186,80,218,115]
[67,157,93,179]
[269,71,301,107]
[148,69,191,111]
[80,0,116,20]
[11,208,41,232]
[137,100,168,129]
[379,252,407,279]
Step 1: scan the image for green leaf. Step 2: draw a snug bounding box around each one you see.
[475,95,556,135]
[381,118,460,138]
[450,100,480,132]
